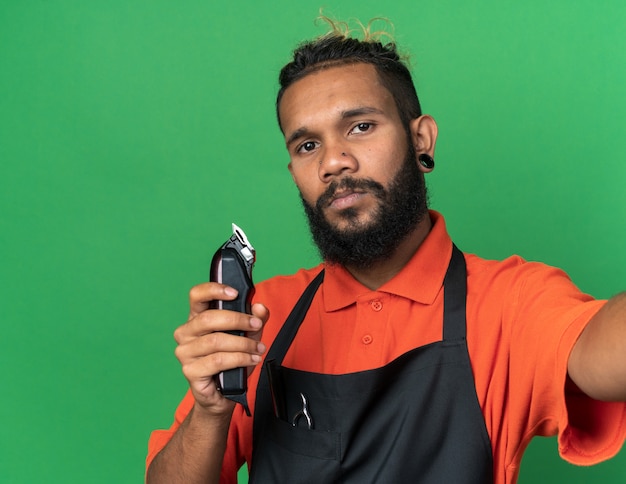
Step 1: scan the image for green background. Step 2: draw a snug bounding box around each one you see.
[1,1,624,482]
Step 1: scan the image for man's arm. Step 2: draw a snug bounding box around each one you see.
[146,283,268,483]
[568,292,626,401]
[146,404,232,484]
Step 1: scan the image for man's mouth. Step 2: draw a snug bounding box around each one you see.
[328,190,365,210]
[315,177,385,212]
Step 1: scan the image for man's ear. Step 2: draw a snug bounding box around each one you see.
[409,115,438,172]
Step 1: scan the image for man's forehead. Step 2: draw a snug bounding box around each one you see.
[278,63,395,131]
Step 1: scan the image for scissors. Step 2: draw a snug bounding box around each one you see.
[291,392,314,429]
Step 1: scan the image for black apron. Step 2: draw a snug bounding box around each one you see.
[249,246,493,483]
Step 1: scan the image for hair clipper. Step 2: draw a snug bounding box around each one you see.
[209,223,256,416]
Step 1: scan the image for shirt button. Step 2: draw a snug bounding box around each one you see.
[370,300,383,311]
[362,334,373,345]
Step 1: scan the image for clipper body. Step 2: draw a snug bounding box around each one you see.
[210,224,255,416]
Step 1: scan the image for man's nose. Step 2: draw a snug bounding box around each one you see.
[319,144,357,182]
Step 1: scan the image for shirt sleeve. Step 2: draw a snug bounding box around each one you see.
[508,263,626,465]
[556,305,626,464]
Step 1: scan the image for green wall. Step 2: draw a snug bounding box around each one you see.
[1,1,624,482]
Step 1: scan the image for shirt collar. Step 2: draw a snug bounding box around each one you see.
[322,211,452,311]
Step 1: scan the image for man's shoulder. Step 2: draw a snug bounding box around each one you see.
[463,250,583,300]
[464,251,569,279]
[255,264,325,301]
[464,251,526,274]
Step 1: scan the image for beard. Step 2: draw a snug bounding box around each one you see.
[301,145,429,270]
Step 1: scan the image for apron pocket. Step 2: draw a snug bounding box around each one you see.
[267,415,340,461]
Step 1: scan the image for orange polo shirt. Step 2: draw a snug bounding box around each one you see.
[147,211,626,483]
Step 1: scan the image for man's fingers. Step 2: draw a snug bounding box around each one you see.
[175,309,261,345]
[175,331,266,364]
[188,282,239,317]
[248,303,269,340]
[182,350,264,383]
[176,332,266,392]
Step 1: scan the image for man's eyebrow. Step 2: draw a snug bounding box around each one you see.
[285,107,385,147]
[341,106,385,118]
[286,128,309,147]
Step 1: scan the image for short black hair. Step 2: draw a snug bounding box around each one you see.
[276,21,422,132]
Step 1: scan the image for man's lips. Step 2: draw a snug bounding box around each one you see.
[315,177,385,211]
[328,190,365,210]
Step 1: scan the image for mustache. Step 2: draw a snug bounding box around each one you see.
[315,177,386,211]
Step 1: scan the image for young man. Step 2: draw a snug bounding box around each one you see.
[147,22,626,483]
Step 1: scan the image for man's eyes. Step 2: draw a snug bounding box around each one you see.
[297,141,318,153]
[350,122,373,134]
[295,123,374,153]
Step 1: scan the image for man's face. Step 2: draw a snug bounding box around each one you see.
[278,63,428,268]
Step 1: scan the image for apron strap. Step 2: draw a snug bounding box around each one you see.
[443,244,467,342]
[264,269,325,366]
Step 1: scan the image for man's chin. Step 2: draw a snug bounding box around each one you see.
[324,209,377,232]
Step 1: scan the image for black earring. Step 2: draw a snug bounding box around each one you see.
[418,153,435,169]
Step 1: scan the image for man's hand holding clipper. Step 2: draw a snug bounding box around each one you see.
[173,283,268,416]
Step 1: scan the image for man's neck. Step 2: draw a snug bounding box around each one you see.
[344,215,433,290]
